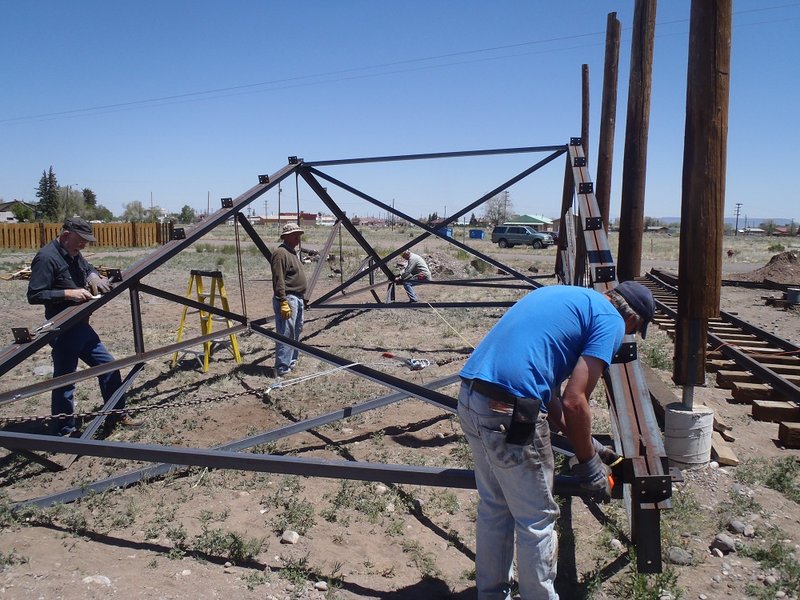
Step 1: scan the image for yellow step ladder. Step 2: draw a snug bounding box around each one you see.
[172,269,242,372]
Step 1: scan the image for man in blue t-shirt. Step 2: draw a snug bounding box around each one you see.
[458,281,654,600]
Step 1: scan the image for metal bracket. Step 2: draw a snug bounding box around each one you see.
[106,268,122,283]
[632,474,672,503]
[221,197,233,208]
[578,182,593,195]
[594,265,616,283]
[585,216,603,231]
[569,137,582,146]
[171,228,186,241]
[258,174,270,184]
[288,156,300,164]
[11,328,32,344]
[573,156,586,167]
[612,342,638,364]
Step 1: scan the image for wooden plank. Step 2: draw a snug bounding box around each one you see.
[707,359,735,372]
[716,369,754,389]
[711,431,739,466]
[731,382,779,403]
[752,400,800,423]
[779,422,800,448]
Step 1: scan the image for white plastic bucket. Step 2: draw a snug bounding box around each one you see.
[664,403,714,468]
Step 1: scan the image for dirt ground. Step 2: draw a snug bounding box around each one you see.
[0,232,799,599]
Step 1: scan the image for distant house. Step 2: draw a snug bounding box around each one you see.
[646,225,670,233]
[0,199,37,221]
[503,214,554,232]
[740,227,767,236]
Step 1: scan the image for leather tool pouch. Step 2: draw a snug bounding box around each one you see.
[505,396,541,445]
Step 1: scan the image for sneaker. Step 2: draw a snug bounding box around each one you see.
[58,426,79,437]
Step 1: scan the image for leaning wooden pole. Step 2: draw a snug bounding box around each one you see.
[617,0,656,281]
[596,12,621,233]
[581,64,590,166]
[673,0,732,398]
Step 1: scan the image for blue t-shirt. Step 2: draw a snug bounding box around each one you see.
[460,286,625,408]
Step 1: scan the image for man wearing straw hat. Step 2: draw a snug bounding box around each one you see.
[271,223,307,376]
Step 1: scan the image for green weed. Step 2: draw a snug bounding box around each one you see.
[738,457,800,504]
[0,548,29,567]
[741,533,800,598]
[607,548,683,599]
[400,539,441,578]
[192,526,265,564]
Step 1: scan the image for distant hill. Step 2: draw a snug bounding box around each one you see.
[655,217,796,227]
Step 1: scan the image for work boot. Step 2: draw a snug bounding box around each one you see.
[105,414,144,432]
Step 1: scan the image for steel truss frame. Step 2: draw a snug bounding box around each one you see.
[0,141,668,572]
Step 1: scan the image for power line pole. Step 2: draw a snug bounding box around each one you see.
[734,202,742,236]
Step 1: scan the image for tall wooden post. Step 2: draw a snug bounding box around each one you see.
[581,64,590,166]
[673,0,732,397]
[617,0,656,281]
[596,12,621,233]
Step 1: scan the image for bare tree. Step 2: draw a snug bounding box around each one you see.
[482,191,514,226]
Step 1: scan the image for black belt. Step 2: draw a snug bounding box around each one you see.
[465,378,522,406]
[463,378,542,445]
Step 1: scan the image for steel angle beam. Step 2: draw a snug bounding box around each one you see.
[0,163,300,378]
[304,144,568,167]
[568,142,669,573]
[236,213,273,263]
[13,375,462,509]
[311,301,517,311]
[136,284,247,323]
[250,320,457,411]
[305,221,342,299]
[0,324,248,405]
[305,150,565,302]
[0,430,601,505]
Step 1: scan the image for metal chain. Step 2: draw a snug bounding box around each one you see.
[0,355,461,427]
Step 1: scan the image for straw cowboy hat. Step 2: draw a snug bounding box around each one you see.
[279,223,304,238]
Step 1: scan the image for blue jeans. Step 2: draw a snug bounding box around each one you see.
[273,295,304,375]
[51,321,122,435]
[458,382,559,600]
[402,277,427,302]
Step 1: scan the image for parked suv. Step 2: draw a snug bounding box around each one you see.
[491,225,553,249]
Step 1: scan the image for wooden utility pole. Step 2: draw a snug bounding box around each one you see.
[596,12,621,233]
[581,64,590,165]
[673,0,732,398]
[617,0,656,281]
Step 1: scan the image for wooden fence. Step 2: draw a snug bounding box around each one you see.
[0,222,173,250]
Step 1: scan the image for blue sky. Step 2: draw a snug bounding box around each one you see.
[2,1,798,224]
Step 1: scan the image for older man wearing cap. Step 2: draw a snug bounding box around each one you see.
[27,217,140,436]
[271,223,307,376]
[457,280,654,600]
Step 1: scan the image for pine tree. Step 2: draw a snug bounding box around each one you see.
[35,166,60,221]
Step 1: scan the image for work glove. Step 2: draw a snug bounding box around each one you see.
[415,273,426,281]
[280,299,292,320]
[572,452,611,503]
[87,272,112,294]
[592,437,623,467]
